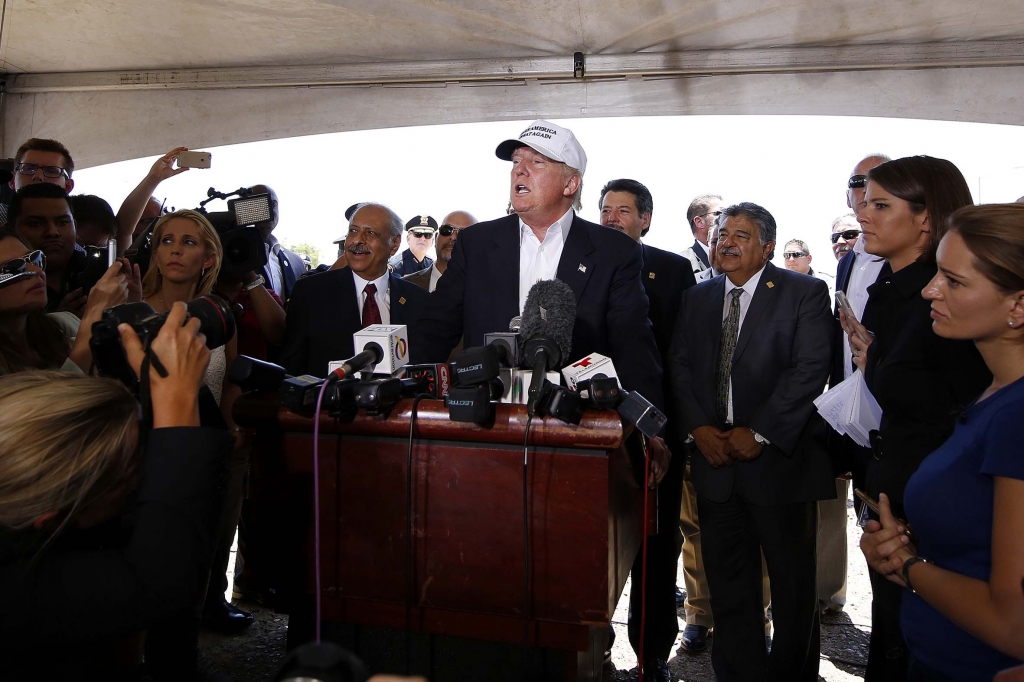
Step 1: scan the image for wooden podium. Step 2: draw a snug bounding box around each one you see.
[236,394,644,682]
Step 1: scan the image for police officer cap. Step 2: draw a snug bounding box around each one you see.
[405,215,438,232]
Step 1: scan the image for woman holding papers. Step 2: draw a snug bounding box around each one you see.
[839,156,990,682]
[859,204,1024,682]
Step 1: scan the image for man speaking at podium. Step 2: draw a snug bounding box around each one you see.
[410,120,663,408]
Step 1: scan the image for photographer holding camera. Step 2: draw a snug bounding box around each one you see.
[0,227,137,375]
[0,302,234,679]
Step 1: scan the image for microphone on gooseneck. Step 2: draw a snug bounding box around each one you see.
[518,279,576,416]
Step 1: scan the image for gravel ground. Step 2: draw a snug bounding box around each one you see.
[202,491,869,681]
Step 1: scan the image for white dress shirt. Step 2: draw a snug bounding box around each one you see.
[352,270,391,325]
[428,263,443,293]
[264,240,285,299]
[518,208,573,313]
[722,264,767,424]
[841,238,887,379]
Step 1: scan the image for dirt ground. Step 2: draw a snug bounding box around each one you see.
[202,491,870,681]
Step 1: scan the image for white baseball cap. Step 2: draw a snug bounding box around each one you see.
[495,120,587,176]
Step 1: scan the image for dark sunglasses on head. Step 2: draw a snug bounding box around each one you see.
[0,250,46,288]
[847,175,867,189]
[15,163,70,180]
[783,251,809,260]
[830,229,862,243]
[438,224,464,237]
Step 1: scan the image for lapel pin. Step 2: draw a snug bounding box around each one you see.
[648,272,656,279]
[766,282,774,289]
[578,264,587,273]
[399,296,407,304]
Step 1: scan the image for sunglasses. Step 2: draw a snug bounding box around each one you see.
[831,229,862,243]
[847,175,867,189]
[0,250,46,287]
[783,251,809,260]
[408,229,435,238]
[438,224,464,237]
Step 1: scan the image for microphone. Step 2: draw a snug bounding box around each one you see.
[403,363,452,398]
[327,342,384,383]
[561,352,619,392]
[519,279,576,416]
[509,315,522,332]
[352,324,410,375]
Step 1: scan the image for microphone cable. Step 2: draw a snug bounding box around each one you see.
[637,433,651,682]
[405,393,430,675]
[311,377,333,644]
[521,413,535,649]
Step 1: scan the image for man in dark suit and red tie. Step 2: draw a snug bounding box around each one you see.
[669,202,834,682]
[410,120,663,411]
[279,202,427,377]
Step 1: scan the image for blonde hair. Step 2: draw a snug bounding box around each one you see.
[0,371,140,532]
[142,209,223,298]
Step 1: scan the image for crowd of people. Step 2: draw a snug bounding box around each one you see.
[0,123,1022,682]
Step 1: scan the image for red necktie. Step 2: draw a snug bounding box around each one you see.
[362,283,382,326]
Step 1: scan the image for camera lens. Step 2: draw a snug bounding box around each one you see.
[185,294,236,349]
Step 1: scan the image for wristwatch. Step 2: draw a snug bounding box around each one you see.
[751,430,769,445]
[243,274,266,291]
[902,556,931,594]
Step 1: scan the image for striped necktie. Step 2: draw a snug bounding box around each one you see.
[715,288,743,424]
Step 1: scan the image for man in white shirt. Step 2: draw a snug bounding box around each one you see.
[278,203,427,377]
[682,194,723,275]
[410,119,663,413]
[669,202,834,681]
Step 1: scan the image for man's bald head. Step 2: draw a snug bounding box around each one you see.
[441,211,477,229]
[436,210,477,266]
[846,154,890,212]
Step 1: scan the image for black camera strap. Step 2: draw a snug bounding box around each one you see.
[138,342,169,427]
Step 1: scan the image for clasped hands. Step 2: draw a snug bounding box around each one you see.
[692,425,763,468]
[859,492,917,588]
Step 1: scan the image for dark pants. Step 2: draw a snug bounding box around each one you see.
[866,567,908,681]
[698,493,820,682]
[907,656,960,682]
[626,445,686,661]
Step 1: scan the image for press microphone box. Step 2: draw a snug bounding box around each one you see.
[404,363,452,398]
[351,324,410,375]
[499,368,560,404]
[561,353,619,391]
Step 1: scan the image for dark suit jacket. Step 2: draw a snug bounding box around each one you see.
[829,249,857,388]
[641,243,697,439]
[410,213,664,408]
[279,266,428,377]
[690,239,711,270]
[403,267,432,292]
[861,260,990,516]
[669,263,835,505]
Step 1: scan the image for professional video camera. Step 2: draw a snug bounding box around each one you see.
[125,187,273,279]
[90,295,236,388]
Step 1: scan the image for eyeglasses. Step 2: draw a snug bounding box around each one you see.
[408,229,435,239]
[15,163,70,180]
[847,175,867,189]
[699,210,723,220]
[438,224,464,237]
[830,229,862,244]
[783,251,809,260]
[0,250,46,288]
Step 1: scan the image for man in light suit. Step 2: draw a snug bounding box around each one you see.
[279,202,427,377]
[410,120,663,409]
[669,202,834,681]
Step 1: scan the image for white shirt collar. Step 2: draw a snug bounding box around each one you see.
[724,263,767,298]
[352,268,390,294]
[519,208,574,244]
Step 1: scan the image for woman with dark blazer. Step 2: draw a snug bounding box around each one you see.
[860,204,1024,682]
[840,156,991,682]
[0,303,233,679]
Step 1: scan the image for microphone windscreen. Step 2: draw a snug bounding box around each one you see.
[519,279,575,361]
